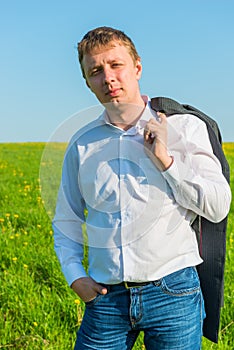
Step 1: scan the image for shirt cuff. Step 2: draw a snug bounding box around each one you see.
[161,155,187,186]
[62,262,88,287]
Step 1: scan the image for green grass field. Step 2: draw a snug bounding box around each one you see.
[0,142,233,349]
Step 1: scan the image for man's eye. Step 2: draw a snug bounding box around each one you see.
[90,68,102,76]
[112,63,122,68]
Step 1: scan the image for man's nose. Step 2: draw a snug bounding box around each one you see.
[103,67,115,84]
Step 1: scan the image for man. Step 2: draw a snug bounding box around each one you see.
[53,27,231,349]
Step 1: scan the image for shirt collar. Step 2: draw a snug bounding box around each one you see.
[136,95,157,128]
[100,95,157,135]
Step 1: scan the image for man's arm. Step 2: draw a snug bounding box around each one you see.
[144,113,231,222]
[54,222,107,302]
[53,142,107,302]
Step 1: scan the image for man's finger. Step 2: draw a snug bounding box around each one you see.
[144,128,151,141]
[94,282,108,295]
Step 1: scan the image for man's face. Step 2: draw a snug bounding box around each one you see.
[82,42,142,107]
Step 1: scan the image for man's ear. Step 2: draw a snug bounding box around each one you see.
[135,58,142,80]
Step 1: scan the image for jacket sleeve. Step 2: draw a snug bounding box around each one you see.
[162,115,231,223]
[53,141,88,286]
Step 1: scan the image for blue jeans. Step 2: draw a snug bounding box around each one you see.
[74,267,206,349]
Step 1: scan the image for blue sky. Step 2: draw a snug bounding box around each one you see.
[1,0,234,142]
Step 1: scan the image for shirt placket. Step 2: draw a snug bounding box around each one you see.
[119,129,138,281]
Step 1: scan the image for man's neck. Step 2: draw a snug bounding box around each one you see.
[105,98,146,131]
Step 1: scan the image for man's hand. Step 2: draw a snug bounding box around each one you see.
[71,277,108,303]
[144,112,173,171]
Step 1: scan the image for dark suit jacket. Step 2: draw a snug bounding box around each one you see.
[151,97,230,343]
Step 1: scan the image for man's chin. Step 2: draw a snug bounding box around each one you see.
[104,99,128,111]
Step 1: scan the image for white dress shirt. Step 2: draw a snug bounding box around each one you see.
[53,98,231,286]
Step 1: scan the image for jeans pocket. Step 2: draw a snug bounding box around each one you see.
[85,293,103,307]
[160,267,200,296]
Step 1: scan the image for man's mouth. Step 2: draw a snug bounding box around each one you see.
[106,88,121,97]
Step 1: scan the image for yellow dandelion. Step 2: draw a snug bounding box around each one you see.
[5,213,10,218]
[9,236,14,240]
[49,230,53,235]
[23,242,28,246]
[12,257,17,262]
[24,185,31,191]
[33,322,38,327]
[24,230,28,235]
[23,264,28,269]
[37,224,41,228]
[0,218,4,223]
[15,233,20,238]
[14,214,19,219]
[74,299,81,305]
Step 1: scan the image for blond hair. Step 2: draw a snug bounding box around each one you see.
[77,26,140,78]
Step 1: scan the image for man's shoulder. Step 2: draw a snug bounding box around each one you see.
[169,112,206,129]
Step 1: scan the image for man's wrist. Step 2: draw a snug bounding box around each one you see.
[161,156,174,171]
